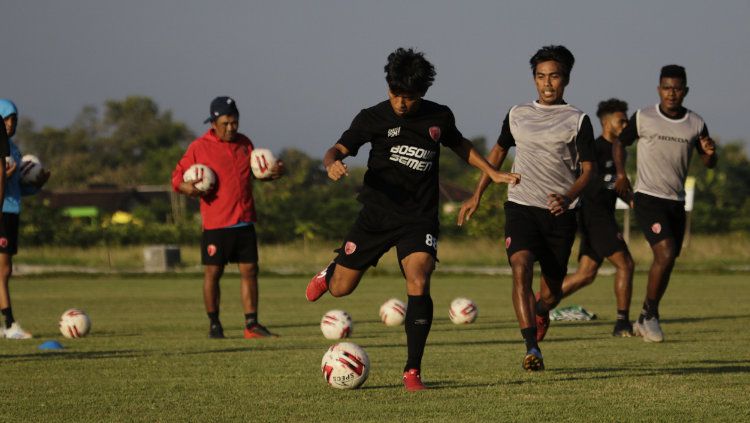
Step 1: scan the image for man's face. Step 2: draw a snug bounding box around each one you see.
[601,111,628,139]
[658,77,688,112]
[211,114,239,142]
[4,115,17,138]
[534,60,567,106]
[388,90,422,117]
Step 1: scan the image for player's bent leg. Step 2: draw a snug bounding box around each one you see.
[328,264,365,297]
[509,251,544,371]
[204,264,225,338]
[561,255,600,299]
[608,250,635,337]
[636,239,675,342]
[535,274,563,342]
[400,252,435,391]
[306,262,365,301]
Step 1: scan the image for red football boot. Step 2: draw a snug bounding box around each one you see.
[306,266,330,302]
[403,368,427,391]
[535,292,550,342]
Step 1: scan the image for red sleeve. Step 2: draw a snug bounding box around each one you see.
[171,141,198,192]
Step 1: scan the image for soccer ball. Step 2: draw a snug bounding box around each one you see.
[321,342,370,389]
[20,154,43,185]
[449,297,478,324]
[379,298,406,326]
[250,148,276,179]
[320,310,353,340]
[182,163,216,192]
[59,308,91,338]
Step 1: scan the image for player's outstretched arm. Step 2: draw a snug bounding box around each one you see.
[451,138,520,185]
[323,143,351,181]
[612,138,632,199]
[699,135,718,168]
[457,143,512,226]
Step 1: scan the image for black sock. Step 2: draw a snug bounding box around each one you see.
[638,302,648,323]
[207,311,220,325]
[404,295,433,372]
[324,262,336,284]
[1,307,14,329]
[645,299,659,319]
[245,312,258,327]
[521,327,539,352]
[616,309,629,321]
[535,299,549,316]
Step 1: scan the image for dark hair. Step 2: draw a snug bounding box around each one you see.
[596,98,628,119]
[384,48,436,95]
[660,64,687,84]
[529,45,575,81]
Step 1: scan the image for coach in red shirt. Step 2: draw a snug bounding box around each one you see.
[172,96,284,339]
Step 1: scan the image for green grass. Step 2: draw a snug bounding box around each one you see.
[14,232,750,273]
[2,272,749,422]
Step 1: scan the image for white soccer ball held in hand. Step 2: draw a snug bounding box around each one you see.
[183,163,217,192]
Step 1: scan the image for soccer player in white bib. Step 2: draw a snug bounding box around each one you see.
[458,45,596,371]
[613,65,717,342]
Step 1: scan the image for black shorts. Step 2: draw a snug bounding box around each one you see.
[201,225,259,266]
[578,205,629,264]
[0,213,19,256]
[504,201,577,281]
[334,207,439,271]
[634,192,686,256]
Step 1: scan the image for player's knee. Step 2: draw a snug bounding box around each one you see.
[406,276,429,295]
[243,263,259,279]
[621,255,635,274]
[329,285,353,298]
[0,264,12,280]
[653,247,676,266]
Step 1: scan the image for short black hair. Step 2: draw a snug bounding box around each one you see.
[660,64,687,84]
[384,48,436,95]
[596,98,628,119]
[530,45,575,81]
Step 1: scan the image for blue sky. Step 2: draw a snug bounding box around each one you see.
[3,1,748,161]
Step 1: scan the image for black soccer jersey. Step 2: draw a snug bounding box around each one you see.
[337,100,463,221]
[581,136,618,213]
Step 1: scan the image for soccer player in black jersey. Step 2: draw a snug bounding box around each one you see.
[558,99,635,337]
[613,65,717,342]
[305,48,520,391]
[458,46,595,371]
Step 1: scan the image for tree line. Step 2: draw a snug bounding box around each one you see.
[13,96,750,246]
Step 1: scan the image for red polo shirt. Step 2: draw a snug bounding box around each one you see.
[171,129,257,230]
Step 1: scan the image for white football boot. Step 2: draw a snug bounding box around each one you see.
[4,322,33,339]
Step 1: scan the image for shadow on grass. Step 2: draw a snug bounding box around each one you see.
[547,361,750,382]
[1,349,144,362]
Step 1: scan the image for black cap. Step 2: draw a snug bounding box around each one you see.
[204,96,239,124]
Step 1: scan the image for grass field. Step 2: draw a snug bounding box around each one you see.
[15,232,750,273]
[2,272,749,422]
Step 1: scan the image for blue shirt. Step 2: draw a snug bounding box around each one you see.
[4,140,38,214]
